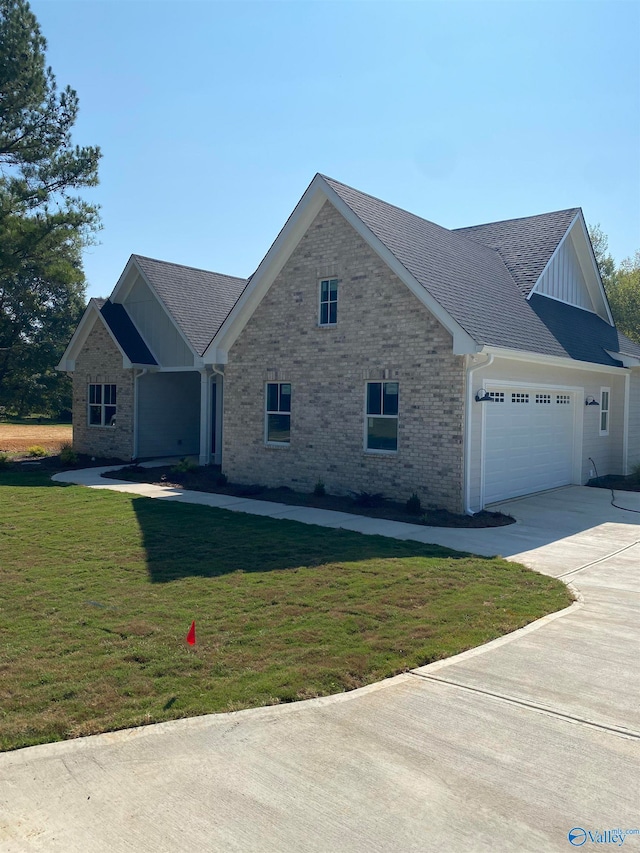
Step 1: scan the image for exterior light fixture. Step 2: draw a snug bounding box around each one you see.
[585,396,600,406]
[475,390,494,402]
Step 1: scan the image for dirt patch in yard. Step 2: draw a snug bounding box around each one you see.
[0,424,72,453]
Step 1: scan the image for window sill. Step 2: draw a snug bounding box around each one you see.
[317,323,337,329]
[363,448,398,457]
[265,442,290,449]
[87,424,117,429]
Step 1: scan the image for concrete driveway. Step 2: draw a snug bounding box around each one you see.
[1,485,639,852]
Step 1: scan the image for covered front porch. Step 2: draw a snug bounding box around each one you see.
[134,368,222,465]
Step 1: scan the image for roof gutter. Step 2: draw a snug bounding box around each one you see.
[464,353,494,515]
[481,345,629,375]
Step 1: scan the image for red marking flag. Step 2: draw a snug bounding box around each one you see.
[186,620,196,646]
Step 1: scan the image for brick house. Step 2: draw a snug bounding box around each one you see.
[58,174,640,513]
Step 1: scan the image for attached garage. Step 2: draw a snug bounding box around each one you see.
[482,386,579,504]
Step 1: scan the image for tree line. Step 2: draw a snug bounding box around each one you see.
[589,225,640,345]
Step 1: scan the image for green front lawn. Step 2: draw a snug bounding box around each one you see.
[0,471,572,751]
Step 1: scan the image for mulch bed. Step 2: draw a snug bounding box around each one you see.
[4,453,127,471]
[102,464,515,529]
[587,475,640,493]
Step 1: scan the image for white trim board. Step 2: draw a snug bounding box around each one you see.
[482,346,629,375]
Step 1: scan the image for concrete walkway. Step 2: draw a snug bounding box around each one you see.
[2,470,640,852]
[52,461,640,568]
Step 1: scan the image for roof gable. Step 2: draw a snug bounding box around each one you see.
[206,175,484,361]
[131,256,247,357]
[205,174,631,367]
[529,214,613,323]
[454,208,580,297]
[56,298,157,371]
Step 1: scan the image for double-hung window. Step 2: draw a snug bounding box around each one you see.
[265,382,291,445]
[599,387,610,435]
[365,381,398,451]
[88,383,117,427]
[319,278,338,326]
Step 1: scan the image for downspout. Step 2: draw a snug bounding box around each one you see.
[623,370,630,475]
[464,353,494,515]
[132,368,148,460]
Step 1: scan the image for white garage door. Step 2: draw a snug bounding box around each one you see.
[483,387,575,504]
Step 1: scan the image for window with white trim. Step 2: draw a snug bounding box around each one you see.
[319,278,338,326]
[366,381,398,452]
[88,383,117,427]
[599,388,610,435]
[265,382,291,445]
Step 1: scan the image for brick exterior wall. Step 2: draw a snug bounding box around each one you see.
[72,318,134,460]
[223,201,466,512]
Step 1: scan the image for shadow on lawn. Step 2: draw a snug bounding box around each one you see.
[131,495,474,583]
[0,470,71,488]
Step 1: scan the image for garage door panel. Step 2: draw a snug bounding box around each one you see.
[483,387,575,504]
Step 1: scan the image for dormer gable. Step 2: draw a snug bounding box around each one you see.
[528,212,614,325]
[111,257,196,368]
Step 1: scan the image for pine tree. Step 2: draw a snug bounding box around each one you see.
[0,0,101,414]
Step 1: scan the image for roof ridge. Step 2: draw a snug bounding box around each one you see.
[132,254,245,281]
[454,207,581,232]
[322,174,523,290]
[320,174,447,233]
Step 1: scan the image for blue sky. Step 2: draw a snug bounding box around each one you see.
[31,0,640,300]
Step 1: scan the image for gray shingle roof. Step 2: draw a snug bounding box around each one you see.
[528,295,634,367]
[100,299,157,366]
[321,176,638,365]
[454,208,580,297]
[133,255,247,356]
[322,176,571,357]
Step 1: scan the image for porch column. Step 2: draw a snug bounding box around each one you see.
[199,367,212,466]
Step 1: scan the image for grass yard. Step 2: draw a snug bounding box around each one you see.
[0,422,72,454]
[0,470,572,752]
